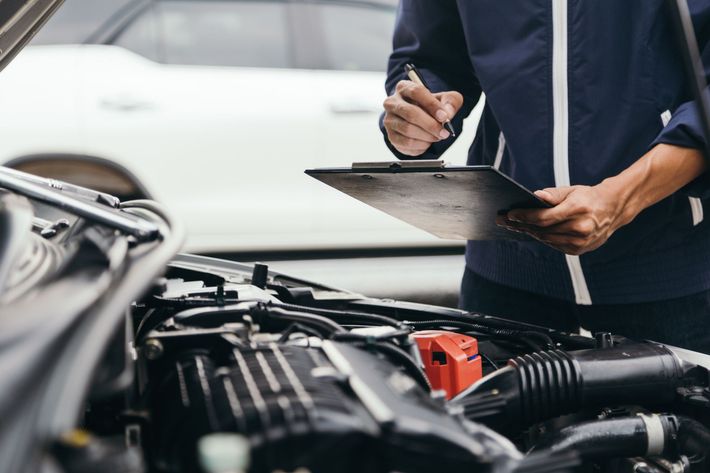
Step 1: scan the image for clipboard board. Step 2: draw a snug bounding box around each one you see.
[305,160,549,240]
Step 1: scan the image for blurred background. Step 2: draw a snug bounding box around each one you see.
[0,0,483,306]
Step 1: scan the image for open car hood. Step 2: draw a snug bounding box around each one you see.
[0,0,63,73]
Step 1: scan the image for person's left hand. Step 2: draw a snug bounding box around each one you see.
[496,183,632,255]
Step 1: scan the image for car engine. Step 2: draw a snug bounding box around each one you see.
[3,169,710,473]
[68,257,710,473]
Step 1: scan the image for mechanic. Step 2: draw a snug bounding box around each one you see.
[380,1,710,352]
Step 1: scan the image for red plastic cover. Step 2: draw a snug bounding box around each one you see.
[413,330,483,399]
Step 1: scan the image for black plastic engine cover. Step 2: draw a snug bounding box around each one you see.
[145,339,506,473]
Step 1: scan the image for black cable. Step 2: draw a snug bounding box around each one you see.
[172,303,255,327]
[459,313,596,349]
[406,319,499,333]
[278,322,323,343]
[272,302,405,329]
[521,331,556,350]
[252,304,348,337]
[479,352,500,370]
[331,328,413,342]
[366,341,431,392]
[406,319,544,352]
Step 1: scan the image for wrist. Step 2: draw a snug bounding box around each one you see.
[597,174,644,230]
[597,144,707,229]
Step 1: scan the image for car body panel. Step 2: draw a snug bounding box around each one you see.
[0,44,481,252]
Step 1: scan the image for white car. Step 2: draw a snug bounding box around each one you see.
[0,0,478,254]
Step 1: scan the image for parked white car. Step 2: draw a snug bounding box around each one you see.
[0,0,478,254]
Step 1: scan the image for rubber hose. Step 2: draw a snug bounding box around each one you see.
[455,343,683,430]
[530,415,677,460]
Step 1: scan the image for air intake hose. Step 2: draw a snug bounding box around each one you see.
[454,343,683,430]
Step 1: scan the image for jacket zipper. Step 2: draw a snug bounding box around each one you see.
[551,0,593,305]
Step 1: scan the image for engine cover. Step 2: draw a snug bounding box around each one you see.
[145,337,506,473]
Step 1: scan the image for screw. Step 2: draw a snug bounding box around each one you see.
[143,339,164,360]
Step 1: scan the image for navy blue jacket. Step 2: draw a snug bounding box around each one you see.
[381,0,710,305]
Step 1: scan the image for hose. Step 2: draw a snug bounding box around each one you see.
[454,343,684,431]
[530,415,678,460]
[677,415,710,467]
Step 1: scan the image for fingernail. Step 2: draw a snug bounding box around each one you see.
[508,213,520,222]
[535,190,553,201]
[435,110,448,122]
[444,104,456,117]
[439,129,451,139]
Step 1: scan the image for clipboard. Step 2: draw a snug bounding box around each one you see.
[305,160,549,240]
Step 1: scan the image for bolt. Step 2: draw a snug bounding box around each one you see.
[143,339,164,360]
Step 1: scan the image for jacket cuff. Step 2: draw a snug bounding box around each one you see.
[651,101,706,150]
[651,101,710,198]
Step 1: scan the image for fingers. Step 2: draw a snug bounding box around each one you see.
[383,95,449,141]
[396,80,453,125]
[383,81,464,155]
[498,217,594,238]
[534,187,575,206]
[507,187,580,227]
[506,202,576,227]
[496,216,593,255]
[383,111,444,143]
[497,213,602,255]
[434,91,464,120]
[385,129,432,156]
[543,219,596,237]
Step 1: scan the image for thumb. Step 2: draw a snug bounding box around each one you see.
[434,91,463,119]
[534,187,574,206]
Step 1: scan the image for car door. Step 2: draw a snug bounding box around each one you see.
[77,0,324,253]
[301,1,479,249]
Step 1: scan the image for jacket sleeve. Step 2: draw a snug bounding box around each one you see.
[380,0,482,160]
[650,2,710,197]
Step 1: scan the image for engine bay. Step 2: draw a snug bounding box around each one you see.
[2,169,710,473]
[63,255,710,473]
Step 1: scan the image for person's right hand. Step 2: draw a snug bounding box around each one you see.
[383,80,464,156]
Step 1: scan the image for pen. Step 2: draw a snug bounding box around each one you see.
[404,63,456,137]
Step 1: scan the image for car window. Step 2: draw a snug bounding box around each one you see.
[112,5,161,61]
[150,0,291,68]
[317,3,395,72]
[31,0,136,44]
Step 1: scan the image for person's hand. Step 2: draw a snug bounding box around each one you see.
[383,80,463,156]
[496,183,634,256]
[495,144,709,255]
